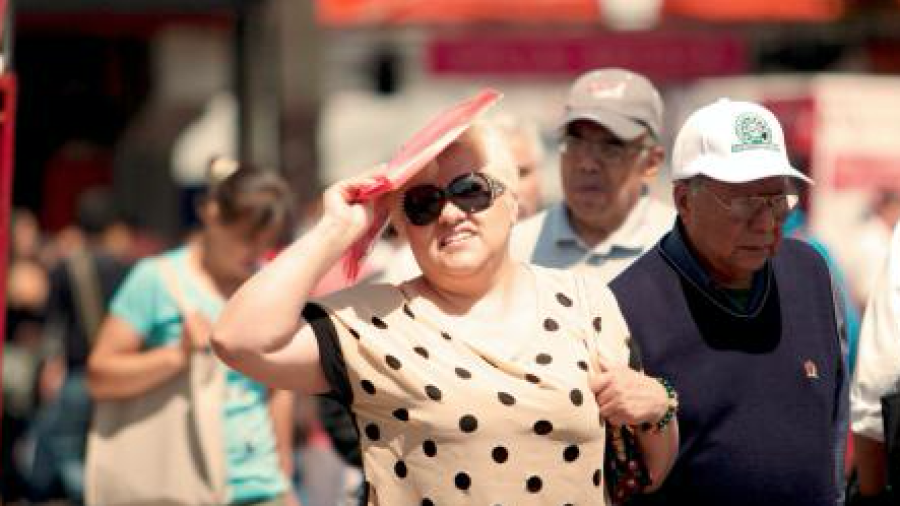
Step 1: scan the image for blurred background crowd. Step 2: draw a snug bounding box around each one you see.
[3,0,900,505]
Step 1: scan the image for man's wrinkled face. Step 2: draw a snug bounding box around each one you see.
[677,176,797,286]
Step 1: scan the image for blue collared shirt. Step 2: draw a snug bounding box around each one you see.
[510,193,674,284]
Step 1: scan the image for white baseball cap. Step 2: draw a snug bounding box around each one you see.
[671,98,812,184]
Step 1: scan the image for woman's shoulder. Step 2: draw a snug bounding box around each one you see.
[527,264,615,298]
[313,282,407,319]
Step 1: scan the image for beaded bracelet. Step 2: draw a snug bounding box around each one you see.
[641,377,678,433]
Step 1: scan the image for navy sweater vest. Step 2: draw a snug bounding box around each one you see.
[610,238,841,506]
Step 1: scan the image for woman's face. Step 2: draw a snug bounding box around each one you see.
[204,214,282,283]
[396,139,517,281]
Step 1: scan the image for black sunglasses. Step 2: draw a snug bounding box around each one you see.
[402,172,506,226]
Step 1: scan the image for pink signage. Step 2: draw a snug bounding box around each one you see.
[427,32,747,83]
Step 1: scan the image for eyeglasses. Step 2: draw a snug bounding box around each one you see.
[561,134,648,166]
[402,172,506,226]
[707,190,799,221]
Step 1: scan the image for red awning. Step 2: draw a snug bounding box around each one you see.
[664,0,844,22]
[317,0,600,25]
[317,0,845,26]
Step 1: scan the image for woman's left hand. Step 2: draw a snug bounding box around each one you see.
[590,356,668,427]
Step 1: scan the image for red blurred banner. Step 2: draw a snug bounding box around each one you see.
[427,32,747,83]
[317,0,844,25]
[317,0,599,25]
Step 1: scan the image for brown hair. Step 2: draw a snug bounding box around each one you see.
[205,157,297,240]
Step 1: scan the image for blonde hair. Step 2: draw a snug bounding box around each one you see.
[455,121,518,190]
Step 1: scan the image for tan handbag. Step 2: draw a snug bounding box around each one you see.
[85,259,228,506]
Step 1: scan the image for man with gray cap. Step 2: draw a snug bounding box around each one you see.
[608,99,849,505]
[511,68,674,283]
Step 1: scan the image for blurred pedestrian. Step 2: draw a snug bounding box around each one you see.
[610,99,849,506]
[87,159,300,506]
[27,188,132,504]
[850,220,900,506]
[492,113,546,220]
[511,68,673,283]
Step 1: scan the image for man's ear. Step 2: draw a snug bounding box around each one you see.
[640,145,665,180]
[672,182,692,220]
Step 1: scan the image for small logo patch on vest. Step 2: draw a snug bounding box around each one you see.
[803,359,819,379]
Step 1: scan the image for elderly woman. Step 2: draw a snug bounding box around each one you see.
[213,122,678,505]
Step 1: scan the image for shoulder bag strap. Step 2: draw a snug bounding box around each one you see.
[156,256,229,501]
[66,251,105,345]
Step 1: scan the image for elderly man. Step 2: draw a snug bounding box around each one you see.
[609,99,848,506]
[511,68,674,283]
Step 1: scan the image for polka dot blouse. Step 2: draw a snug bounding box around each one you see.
[306,265,631,505]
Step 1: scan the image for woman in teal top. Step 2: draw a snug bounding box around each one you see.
[88,160,300,506]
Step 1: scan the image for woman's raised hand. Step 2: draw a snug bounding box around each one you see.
[319,169,385,243]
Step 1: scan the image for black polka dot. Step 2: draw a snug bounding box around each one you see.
[556,293,573,307]
[394,460,408,478]
[421,499,434,506]
[385,355,402,370]
[459,415,478,433]
[423,440,437,458]
[577,360,589,372]
[392,408,409,421]
[372,316,388,329]
[497,392,516,406]
[425,385,442,401]
[533,420,553,435]
[455,472,471,490]
[403,304,415,319]
[570,389,584,406]
[564,445,580,462]
[593,469,602,487]
[492,446,508,463]
[536,353,553,365]
[526,476,543,493]
[414,346,429,359]
[593,317,602,332]
[455,367,472,379]
[361,380,376,395]
[441,331,452,341]
[349,328,360,339]
[525,373,541,384]
[364,423,380,441]
[543,318,559,331]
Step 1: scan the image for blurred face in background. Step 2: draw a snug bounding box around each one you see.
[203,207,283,284]
[505,130,543,220]
[559,120,659,244]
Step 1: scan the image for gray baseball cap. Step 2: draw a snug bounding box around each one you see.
[563,68,663,141]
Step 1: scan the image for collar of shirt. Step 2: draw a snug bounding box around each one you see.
[552,191,654,257]
[659,218,771,316]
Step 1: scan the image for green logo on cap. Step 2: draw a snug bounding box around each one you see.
[732,112,778,153]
